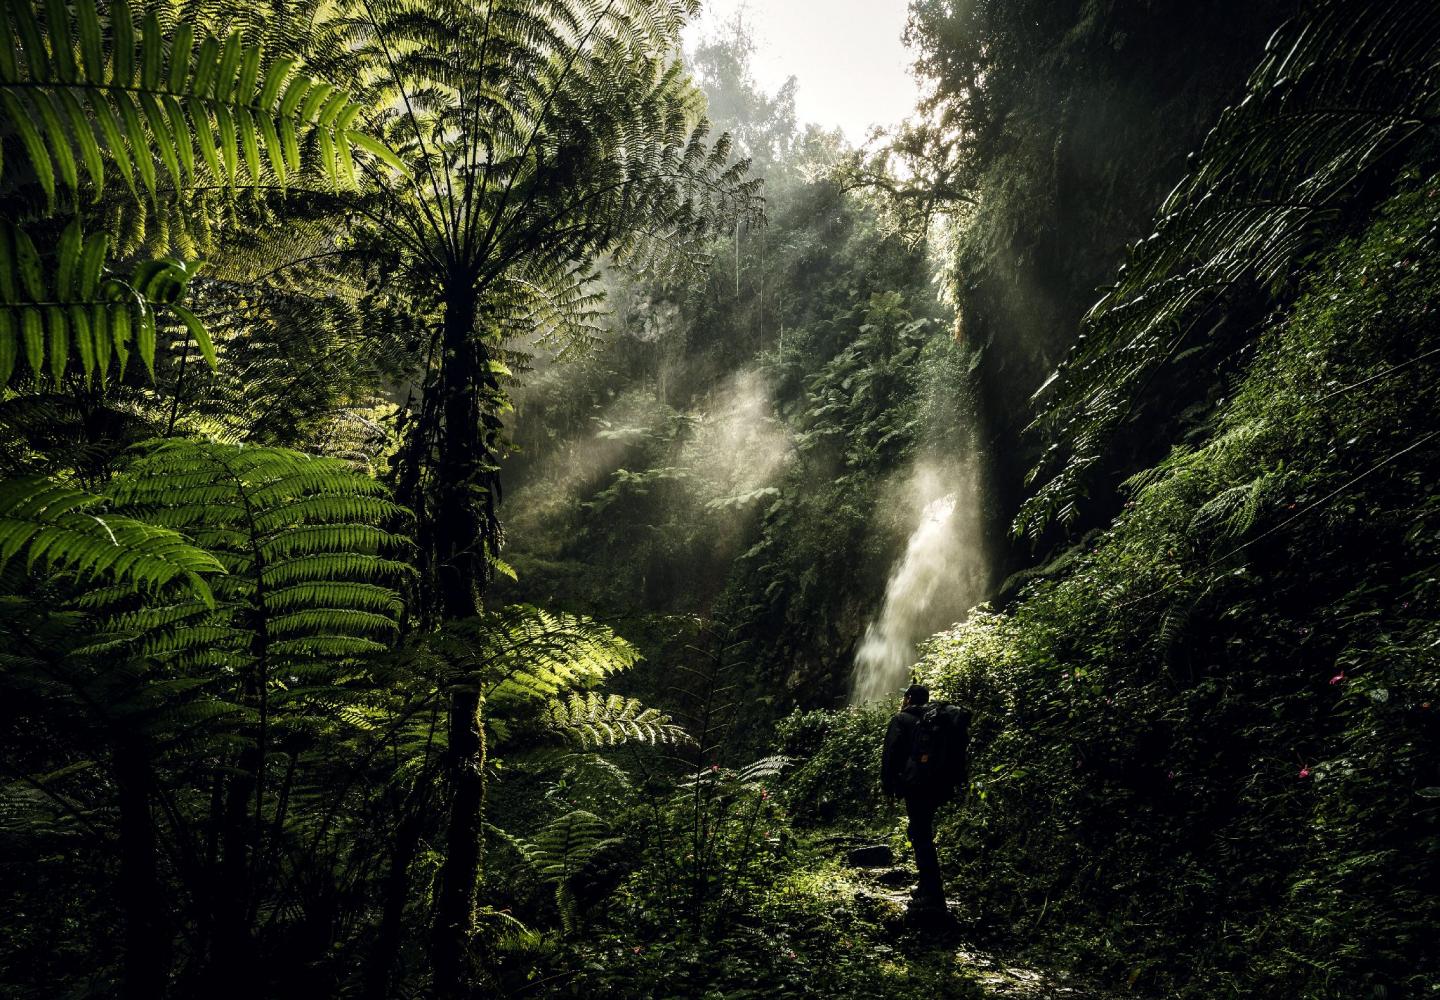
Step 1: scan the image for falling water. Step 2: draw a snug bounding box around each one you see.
[850,461,989,704]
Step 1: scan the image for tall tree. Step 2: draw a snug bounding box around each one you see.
[319,0,759,990]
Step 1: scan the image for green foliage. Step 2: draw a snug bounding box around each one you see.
[0,471,220,601]
[501,809,621,934]
[1,437,419,997]
[648,754,792,936]
[910,179,1440,996]
[0,0,379,206]
[434,605,639,709]
[0,218,211,388]
[1020,0,1440,536]
[10,0,1437,998]
[775,707,889,826]
[906,0,1289,547]
[544,691,692,749]
[0,0,396,391]
[0,3,755,998]
[103,439,410,662]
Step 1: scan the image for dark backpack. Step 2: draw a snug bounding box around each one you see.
[903,702,971,798]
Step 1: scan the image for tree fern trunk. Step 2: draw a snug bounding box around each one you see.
[115,733,170,999]
[432,689,487,998]
[210,744,259,997]
[430,286,502,997]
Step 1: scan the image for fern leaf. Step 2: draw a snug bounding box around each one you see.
[0,0,400,202]
[544,691,693,748]
[0,475,220,604]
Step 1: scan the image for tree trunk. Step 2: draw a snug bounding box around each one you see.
[365,790,427,1000]
[209,745,259,998]
[115,734,170,1000]
[428,287,504,998]
[431,689,487,998]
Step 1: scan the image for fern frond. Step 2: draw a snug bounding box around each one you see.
[0,219,209,386]
[95,439,411,694]
[497,809,620,934]
[0,474,220,604]
[543,691,692,748]
[0,0,395,205]
[435,605,640,708]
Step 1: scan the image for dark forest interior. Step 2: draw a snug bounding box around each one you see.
[2,1,1437,997]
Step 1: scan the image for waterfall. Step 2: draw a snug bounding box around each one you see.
[850,461,988,704]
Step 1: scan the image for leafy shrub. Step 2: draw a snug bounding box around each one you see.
[776,707,890,826]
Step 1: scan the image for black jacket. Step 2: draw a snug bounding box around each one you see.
[881,705,925,797]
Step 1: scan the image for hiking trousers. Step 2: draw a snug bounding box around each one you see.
[904,793,945,904]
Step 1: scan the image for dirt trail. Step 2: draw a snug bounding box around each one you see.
[845,852,1129,999]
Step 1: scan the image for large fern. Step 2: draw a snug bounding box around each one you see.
[1,438,416,993]
[0,218,209,386]
[0,0,401,389]
[0,0,390,207]
[498,809,619,934]
[103,440,411,672]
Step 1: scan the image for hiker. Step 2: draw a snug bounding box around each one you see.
[881,682,968,912]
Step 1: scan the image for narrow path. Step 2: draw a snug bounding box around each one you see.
[834,844,1130,1000]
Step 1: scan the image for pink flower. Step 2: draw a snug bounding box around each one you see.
[1329,672,1346,685]
[760,788,769,800]
[1298,767,1311,779]
[632,945,644,954]
[1167,771,1175,781]
[710,763,720,773]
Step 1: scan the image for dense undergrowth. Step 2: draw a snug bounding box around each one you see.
[797,178,1440,997]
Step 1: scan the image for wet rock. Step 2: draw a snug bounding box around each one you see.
[874,867,914,887]
[846,844,895,867]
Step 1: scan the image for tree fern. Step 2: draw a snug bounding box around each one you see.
[1,438,417,993]
[87,440,412,799]
[312,4,761,985]
[317,0,761,620]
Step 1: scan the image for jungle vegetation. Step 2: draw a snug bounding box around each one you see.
[2,1,1437,998]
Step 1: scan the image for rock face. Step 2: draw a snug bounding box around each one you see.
[846,844,895,868]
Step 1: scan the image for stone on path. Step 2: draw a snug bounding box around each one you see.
[874,866,914,887]
[846,844,895,867]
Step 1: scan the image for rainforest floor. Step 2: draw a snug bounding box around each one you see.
[553,816,1133,1000]
[731,828,1131,1000]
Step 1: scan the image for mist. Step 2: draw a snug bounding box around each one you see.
[850,453,990,705]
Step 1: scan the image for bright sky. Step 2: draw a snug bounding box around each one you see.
[683,0,921,145]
